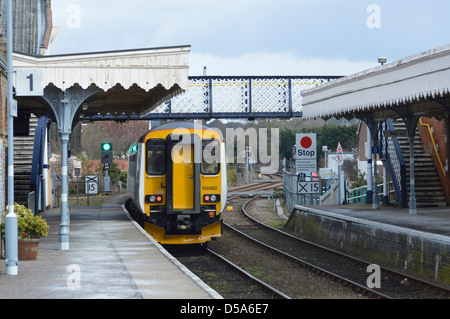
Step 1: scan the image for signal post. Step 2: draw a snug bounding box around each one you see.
[101,143,113,193]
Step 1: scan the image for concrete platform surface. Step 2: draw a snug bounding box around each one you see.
[306,203,450,238]
[0,195,222,299]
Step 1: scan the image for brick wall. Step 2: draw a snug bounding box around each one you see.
[88,159,128,172]
[358,121,369,161]
[418,117,450,202]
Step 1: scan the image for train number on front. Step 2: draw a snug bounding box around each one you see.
[202,186,218,190]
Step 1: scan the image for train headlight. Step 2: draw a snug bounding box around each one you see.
[146,194,163,203]
[203,194,220,202]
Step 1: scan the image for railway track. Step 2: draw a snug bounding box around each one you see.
[228,179,283,195]
[171,246,290,299]
[130,175,449,299]
[125,183,290,298]
[206,197,372,299]
[172,178,373,299]
[218,195,450,299]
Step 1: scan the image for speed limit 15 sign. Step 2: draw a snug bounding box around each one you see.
[85,175,99,195]
[297,181,321,195]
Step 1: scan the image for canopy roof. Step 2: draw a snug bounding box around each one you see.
[301,44,450,121]
[13,45,191,119]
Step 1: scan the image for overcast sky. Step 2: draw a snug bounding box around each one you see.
[50,0,450,76]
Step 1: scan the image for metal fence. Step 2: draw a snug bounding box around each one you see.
[347,183,393,204]
[282,169,322,212]
[347,185,368,203]
[54,180,99,207]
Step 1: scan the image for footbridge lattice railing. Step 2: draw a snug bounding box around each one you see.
[83,75,342,121]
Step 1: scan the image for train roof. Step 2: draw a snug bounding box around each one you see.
[135,121,224,144]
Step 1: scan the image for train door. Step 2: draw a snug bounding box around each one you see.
[172,144,194,210]
[166,134,200,214]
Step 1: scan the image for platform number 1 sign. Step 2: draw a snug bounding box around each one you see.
[15,69,44,96]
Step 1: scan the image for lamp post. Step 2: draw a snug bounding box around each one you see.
[5,0,18,276]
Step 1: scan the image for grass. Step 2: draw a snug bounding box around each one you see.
[67,192,120,207]
[265,220,287,230]
[244,266,272,280]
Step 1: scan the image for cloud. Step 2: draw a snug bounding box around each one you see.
[49,0,450,74]
[189,51,377,76]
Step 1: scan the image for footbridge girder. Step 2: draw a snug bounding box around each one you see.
[81,75,342,121]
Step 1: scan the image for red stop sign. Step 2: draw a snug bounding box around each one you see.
[300,136,312,149]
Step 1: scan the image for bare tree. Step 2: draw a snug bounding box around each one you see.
[81,120,150,160]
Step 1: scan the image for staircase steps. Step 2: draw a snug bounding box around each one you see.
[13,115,37,205]
[392,119,447,207]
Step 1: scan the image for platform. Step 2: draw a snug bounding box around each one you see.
[0,194,222,299]
[306,203,450,237]
[287,203,450,287]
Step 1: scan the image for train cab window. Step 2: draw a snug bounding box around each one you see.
[201,139,220,175]
[146,139,166,175]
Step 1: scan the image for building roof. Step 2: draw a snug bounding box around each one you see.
[13,45,191,118]
[301,44,450,120]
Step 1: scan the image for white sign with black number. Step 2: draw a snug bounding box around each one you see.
[15,69,44,96]
[297,181,321,195]
[85,175,99,195]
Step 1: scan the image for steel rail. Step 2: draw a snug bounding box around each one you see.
[224,195,392,299]
[241,195,450,297]
[234,194,450,299]
[228,181,283,194]
[206,248,292,299]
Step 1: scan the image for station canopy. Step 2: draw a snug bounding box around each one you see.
[301,44,450,121]
[13,45,191,120]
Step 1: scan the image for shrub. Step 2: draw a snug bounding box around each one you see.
[1,203,49,239]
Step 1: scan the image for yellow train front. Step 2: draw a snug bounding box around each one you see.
[127,122,226,245]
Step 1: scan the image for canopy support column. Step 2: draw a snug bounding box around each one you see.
[358,113,380,209]
[59,131,70,249]
[405,114,420,215]
[43,85,102,249]
[390,105,420,215]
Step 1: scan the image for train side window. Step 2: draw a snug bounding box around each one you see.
[201,139,220,175]
[146,139,166,175]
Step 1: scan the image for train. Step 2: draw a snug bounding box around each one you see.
[126,121,227,245]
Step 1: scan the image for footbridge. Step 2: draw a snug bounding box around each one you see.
[82,75,341,121]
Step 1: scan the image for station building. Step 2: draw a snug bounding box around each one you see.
[0,0,52,213]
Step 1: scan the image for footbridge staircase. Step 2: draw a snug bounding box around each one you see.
[380,118,446,208]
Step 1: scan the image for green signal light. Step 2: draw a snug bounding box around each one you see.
[102,143,112,151]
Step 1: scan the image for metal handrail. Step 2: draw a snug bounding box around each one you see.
[379,118,407,207]
[419,117,446,176]
[30,116,51,214]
